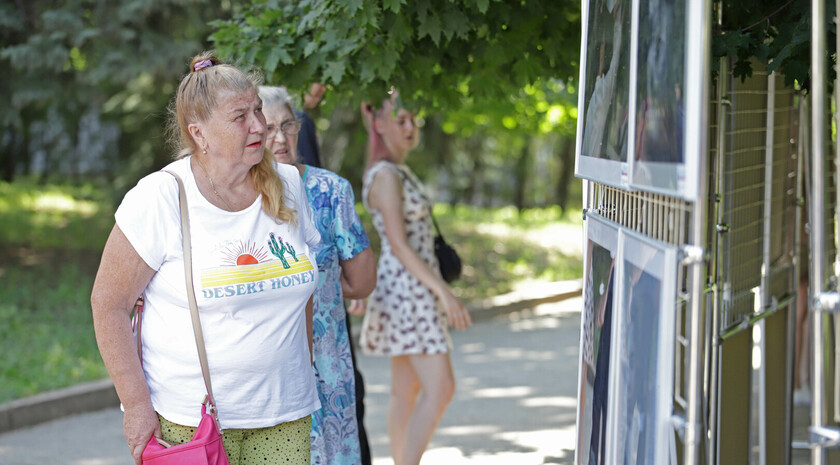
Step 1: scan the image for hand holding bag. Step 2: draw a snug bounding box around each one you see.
[135,170,230,465]
[141,401,228,465]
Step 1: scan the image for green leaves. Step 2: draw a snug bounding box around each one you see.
[714,0,836,90]
[383,0,406,13]
[417,12,442,45]
[324,59,347,85]
[264,47,289,75]
[209,0,581,113]
[1,0,236,182]
[442,10,470,41]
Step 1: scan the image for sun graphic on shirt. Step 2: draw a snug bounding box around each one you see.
[220,241,270,266]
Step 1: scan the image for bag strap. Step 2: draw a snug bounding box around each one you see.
[132,297,145,364]
[135,169,222,431]
[396,166,445,238]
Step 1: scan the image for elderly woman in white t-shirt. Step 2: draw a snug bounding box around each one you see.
[91,52,320,465]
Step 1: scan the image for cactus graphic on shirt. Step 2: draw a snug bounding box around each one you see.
[285,242,298,262]
[268,233,291,269]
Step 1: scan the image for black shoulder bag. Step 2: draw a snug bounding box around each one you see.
[431,215,462,283]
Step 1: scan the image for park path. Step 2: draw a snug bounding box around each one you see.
[0,296,582,465]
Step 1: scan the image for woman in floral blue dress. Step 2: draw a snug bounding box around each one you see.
[260,86,376,465]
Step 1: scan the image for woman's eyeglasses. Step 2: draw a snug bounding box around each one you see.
[266,121,302,138]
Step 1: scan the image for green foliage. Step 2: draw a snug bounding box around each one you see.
[0,180,113,249]
[441,80,578,138]
[210,0,581,112]
[714,0,835,90]
[0,180,113,402]
[0,1,233,184]
[0,262,108,403]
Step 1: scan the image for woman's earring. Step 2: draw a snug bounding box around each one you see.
[202,147,207,155]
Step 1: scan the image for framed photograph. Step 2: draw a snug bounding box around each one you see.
[574,0,633,188]
[575,212,620,465]
[627,0,705,199]
[606,229,678,464]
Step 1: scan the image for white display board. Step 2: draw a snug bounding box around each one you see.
[606,228,678,464]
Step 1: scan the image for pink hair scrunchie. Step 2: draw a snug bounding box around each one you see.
[194,59,213,71]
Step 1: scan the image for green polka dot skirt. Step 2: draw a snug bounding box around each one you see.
[157,414,311,464]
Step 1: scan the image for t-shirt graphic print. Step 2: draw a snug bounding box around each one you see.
[199,234,317,301]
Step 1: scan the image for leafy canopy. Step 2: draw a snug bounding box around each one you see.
[714,0,835,89]
[0,0,231,184]
[210,0,581,112]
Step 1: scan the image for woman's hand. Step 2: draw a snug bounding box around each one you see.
[439,289,471,331]
[303,83,326,110]
[123,402,161,465]
[347,299,367,316]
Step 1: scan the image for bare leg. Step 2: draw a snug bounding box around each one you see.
[398,353,455,465]
[388,355,421,463]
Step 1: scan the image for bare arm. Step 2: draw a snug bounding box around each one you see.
[339,247,376,299]
[91,225,160,464]
[368,168,471,330]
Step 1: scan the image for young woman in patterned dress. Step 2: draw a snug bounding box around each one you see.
[349,91,472,465]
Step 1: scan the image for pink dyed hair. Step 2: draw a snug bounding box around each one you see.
[365,101,396,170]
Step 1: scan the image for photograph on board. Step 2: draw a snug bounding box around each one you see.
[607,230,677,464]
[576,213,619,465]
[575,0,632,188]
[630,0,692,197]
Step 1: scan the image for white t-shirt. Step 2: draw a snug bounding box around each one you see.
[115,157,321,429]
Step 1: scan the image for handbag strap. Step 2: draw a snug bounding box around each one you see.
[395,166,445,238]
[134,169,222,430]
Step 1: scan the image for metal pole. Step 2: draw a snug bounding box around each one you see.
[755,70,777,465]
[811,0,828,461]
[834,0,840,425]
[708,55,729,464]
[785,94,805,465]
[684,0,712,462]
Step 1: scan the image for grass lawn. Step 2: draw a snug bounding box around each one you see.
[0,181,582,404]
[0,180,114,403]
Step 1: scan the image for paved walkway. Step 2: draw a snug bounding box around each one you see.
[0,296,583,465]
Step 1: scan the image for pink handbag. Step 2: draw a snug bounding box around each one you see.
[135,171,231,465]
[141,401,228,465]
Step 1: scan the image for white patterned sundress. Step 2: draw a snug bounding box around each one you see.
[360,161,452,356]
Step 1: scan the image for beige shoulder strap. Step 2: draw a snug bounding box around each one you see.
[136,169,221,429]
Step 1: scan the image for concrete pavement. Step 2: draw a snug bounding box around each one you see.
[0,294,584,465]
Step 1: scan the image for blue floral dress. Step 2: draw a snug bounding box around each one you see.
[303,165,370,465]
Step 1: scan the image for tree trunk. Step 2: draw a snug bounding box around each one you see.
[464,134,484,205]
[1,129,19,182]
[513,139,532,212]
[555,136,575,212]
